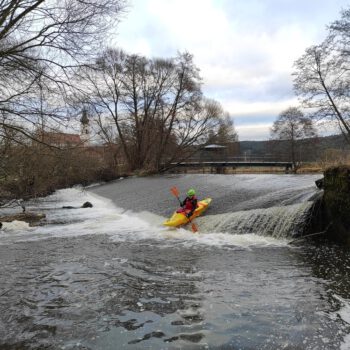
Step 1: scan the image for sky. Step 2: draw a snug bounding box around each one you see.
[112,0,350,140]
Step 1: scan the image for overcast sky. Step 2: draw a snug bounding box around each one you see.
[113,0,350,140]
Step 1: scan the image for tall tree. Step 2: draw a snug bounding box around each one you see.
[75,49,222,171]
[270,107,317,169]
[208,112,238,144]
[293,7,350,143]
[0,0,126,142]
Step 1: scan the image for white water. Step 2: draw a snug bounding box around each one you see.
[1,220,31,231]
[0,187,289,249]
[198,202,314,238]
[333,295,350,350]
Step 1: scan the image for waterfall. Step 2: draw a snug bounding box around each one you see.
[197,202,314,238]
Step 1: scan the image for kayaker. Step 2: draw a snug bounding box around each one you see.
[177,188,198,218]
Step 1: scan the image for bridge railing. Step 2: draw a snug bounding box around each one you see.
[184,156,291,163]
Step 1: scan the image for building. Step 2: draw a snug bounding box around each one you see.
[196,142,240,161]
[80,108,90,144]
[40,132,82,147]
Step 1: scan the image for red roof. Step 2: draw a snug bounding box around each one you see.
[41,132,82,146]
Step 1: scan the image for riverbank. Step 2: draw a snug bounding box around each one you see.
[0,173,129,203]
[321,166,350,245]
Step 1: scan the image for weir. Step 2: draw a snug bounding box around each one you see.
[197,201,315,238]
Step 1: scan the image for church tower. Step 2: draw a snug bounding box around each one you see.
[80,108,90,144]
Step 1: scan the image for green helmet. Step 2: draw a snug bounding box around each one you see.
[187,188,196,197]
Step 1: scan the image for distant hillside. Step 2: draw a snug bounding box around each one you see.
[239,140,270,157]
[314,134,350,151]
[239,134,350,157]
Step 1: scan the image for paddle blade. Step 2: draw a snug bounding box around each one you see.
[191,222,198,233]
[170,186,179,197]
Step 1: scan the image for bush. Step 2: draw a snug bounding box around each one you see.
[0,143,120,200]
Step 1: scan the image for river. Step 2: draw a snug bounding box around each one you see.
[0,174,350,349]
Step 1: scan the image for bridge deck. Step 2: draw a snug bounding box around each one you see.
[171,161,293,168]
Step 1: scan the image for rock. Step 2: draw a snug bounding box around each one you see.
[323,166,350,245]
[0,212,46,225]
[62,201,93,209]
[315,178,324,189]
[82,201,93,208]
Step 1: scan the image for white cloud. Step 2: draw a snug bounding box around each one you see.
[237,123,273,141]
[114,0,349,139]
[225,98,299,117]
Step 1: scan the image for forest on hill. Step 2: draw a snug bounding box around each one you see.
[239,134,350,162]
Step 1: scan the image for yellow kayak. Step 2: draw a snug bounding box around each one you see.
[163,198,212,227]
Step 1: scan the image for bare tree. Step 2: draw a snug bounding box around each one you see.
[270,107,317,170]
[0,1,127,200]
[75,49,222,172]
[293,7,350,142]
[0,0,127,141]
[208,112,238,144]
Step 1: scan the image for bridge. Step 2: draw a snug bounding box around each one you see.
[168,157,294,173]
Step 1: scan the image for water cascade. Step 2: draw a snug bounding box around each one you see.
[198,201,315,238]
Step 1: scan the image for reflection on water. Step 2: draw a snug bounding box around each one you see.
[0,175,349,349]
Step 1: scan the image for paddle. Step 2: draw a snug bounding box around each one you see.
[170,186,198,233]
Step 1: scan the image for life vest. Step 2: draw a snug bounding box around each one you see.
[183,195,197,211]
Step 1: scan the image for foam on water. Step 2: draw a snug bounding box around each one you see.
[334,295,350,349]
[197,201,314,238]
[0,187,288,248]
[1,220,31,232]
[160,230,289,248]
[0,188,125,242]
[341,334,350,350]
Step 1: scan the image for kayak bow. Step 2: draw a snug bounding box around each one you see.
[163,198,212,227]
